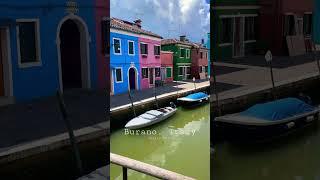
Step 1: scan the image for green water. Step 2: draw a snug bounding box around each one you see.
[212,122,320,180]
[111,104,210,180]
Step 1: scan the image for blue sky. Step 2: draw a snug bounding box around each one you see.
[110,0,210,43]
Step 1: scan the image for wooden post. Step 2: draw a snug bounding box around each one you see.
[56,91,83,176]
[128,90,136,117]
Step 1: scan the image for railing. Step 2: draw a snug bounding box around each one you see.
[110,153,196,180]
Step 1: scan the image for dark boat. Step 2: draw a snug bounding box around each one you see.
[177,92,209,107]
[213,97,320,142]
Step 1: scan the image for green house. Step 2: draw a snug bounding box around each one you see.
[212,0,260,60]
[161,36,193,81]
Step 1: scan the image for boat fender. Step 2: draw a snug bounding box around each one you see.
[305,115,315,123]
[286,122,295,129]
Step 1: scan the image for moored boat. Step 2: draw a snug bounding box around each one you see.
[125,102,177,129]
[213,97,320,142]
[177,92,209,107]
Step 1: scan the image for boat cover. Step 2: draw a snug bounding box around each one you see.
[185,92,208,100]
[240,98,316,121]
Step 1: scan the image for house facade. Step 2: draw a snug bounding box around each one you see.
[161,36,193,81]
[191,43,209,80]
[110,18,140,95]
[259,0,314,55]
[206,33,211,75]
[0,0,104,103]
[160,51,173,83]
[213,0,259,59]
[314,0,320,44]
[139,31,162,90]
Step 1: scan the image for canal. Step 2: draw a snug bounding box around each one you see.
[212,90,320,180]
[111,104,210,180]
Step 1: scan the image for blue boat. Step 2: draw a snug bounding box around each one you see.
[177,92,209,107]
[214,98,320,142]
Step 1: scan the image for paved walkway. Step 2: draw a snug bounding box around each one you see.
[212,55,320,99]
[77,166,109,180]
[0,90,108,150]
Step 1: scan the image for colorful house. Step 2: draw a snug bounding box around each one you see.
[191,43,209,80]
[137,20,163,90]
[259,0,314,55]
[110,18,140,95]
[0,0,106,103]
[213,0,259,59]
[206,33,211,75]
[160,51,174,83]
[161,36,193,81]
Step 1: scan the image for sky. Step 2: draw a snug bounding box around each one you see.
[110,0,210,43]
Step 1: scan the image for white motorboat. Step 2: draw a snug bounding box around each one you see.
[125,103,177,129]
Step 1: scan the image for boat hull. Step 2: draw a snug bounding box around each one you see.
[213,112,320,143]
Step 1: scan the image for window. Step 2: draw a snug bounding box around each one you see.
[221,18,232,43]
[245,16,257,41]
[284,15,296,36]
[166,67,172,78]
[115,68,123,83]
[16,19,41,67]
[154,45,160,56]
[186,67,191,75]
[205,66,208,73]
[113,38,121,54]
[142,68,148,78]
[186,49,190,58]
[128,40,135,55]
[199,66,203,73]
[200,52,203,59]
[155,67,161,77]
[141,43,148,55]
[179,67,183,76]
[180,48,185,58]
[304,14,313,36]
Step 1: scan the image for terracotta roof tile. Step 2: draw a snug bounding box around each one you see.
[111,17,162,39]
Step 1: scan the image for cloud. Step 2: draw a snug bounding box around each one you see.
[110,0,210,42]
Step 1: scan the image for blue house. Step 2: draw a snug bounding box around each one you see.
[110,18,140,95]
[0,0,105,103]
[206,33,210,75]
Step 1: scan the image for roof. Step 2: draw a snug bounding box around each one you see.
[111,17,162,39]
[161,39,194,47]
[190,42,209,50]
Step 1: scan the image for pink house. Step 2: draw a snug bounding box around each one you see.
[160,51,174,83]
[136,20,163,89]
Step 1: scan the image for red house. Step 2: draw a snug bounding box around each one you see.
[259,0,314,55]
[160,51,174,83]
[191,43,208,79]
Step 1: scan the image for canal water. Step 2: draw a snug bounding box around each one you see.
[111,104,210,180]
[212,92,320,180]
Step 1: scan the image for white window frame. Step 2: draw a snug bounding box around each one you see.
[142,67,149,79]
[16,18,42,68]
[180,48,185,58]
[186,49,190,59]
[154,45,160,56]
[140,42,148,55]
[113,38,122,55]
[128,40,135,56]
[115,67,123,83]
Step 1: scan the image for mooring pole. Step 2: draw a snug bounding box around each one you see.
[154,86,159,109]
[56,91,83,176]
[128,90,136,117]
[265,50,276,100]
[193,77,197,91]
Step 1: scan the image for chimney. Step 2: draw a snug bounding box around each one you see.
[180,35,186,42]
[134,19,142,28]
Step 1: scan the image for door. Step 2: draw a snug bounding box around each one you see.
[233,17,244,57]
[149,68,154,85]
[161,67,166,80]
[0,29,4,96]
[110,71,114,95]
[129,68,136,90]
[182,67,187,80]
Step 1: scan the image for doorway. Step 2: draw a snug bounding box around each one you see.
[57,15,90,91]
[149,68,154,85]
[233,17,244,57]
[0,28,12,98]
[128,67,137,90]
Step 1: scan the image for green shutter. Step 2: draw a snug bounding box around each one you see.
[166,67,172,78]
